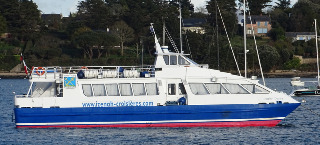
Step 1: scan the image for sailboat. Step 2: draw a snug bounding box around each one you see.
[291,19,320,96]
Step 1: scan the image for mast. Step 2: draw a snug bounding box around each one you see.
[179,2,183,53]
[315,19,319,86]
[216,0,219,70]
[163,18,166,46]
[243,0,247,78]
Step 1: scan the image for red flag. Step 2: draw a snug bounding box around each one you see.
[20,53,29,75]
[24,65,28,75]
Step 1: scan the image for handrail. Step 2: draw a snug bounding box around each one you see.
[30,65,157,79]
[15,95,31,98]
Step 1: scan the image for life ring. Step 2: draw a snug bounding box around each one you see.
[81,66,88,70]
[35,67,45,76]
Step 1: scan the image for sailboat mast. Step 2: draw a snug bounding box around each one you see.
[163,18,165,46]
[243,0,247,78]
[315,19,319,86]
[179,2,183,53]
[216,0,219,70]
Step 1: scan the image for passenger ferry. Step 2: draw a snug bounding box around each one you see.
[14,25,300,128]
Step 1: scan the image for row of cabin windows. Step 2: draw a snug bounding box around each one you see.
[189,83,269,95]
[82,83,159,97]
[163,55,190,65]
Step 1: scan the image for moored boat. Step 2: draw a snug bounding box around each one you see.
[290,77,304,87]
[14,24,300,128]
[291,19,320,96]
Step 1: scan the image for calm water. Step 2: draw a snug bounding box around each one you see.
[0,78,319,144]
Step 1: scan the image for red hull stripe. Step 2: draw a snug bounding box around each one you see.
[16,120,281,128]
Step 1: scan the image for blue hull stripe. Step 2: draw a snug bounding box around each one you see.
[15,103,300,125]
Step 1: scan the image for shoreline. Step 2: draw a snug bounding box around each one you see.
[263,71,318,78]
[0,72,29,79]
[0,71,318,79]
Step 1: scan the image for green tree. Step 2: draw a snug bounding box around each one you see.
[30,35,62,60]
[111,21,134,56]
[259,45,280,71]
[284,57,301,70]
[75,31,99,60]
[0,14,7,35]
[239,0,272,15]
[268,26,285,41]
[185,31,206,62]
[272,39,293,67]
[305,39,317,58]
[123,0,156,37]
[275,0,291,10]
[74,30,118,59]
[270,8,290,31]
[18,0,41,49]
[95,31,118,58]
[309,0,320,5]
[77,0,111,30]
[288,1,319,32]
[105,0,128,20]
[169,0,194,18]
[0,0,20,32]
[0,0,41,53]
[207,0,238,37]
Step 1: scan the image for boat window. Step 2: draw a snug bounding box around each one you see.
[254,85,269,93]
[205,83,229,94]
[189,83,209,95]
[179,83,186,95]
[184,56,198,65]
[32,82,55,97]
[241,84,254,93]
[106,84,119,96]
[92,84,106,96]
[163,55,169,65]
[170,55,177,65]
[222,84,249,94]
[168,84,176,95]
[82,84,93,96]
[119,83,133,96]
[132,83,146,96]
[145,83,159,95]
[242,84,269,93]
[178,56,190,65]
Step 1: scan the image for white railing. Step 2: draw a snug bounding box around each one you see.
[30,65,156,80]
[15,95,31,98]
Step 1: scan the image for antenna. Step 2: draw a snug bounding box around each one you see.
[215,0,219,70]
[315,19,319,86]
[179,1,183,54]
[243,0,247,78]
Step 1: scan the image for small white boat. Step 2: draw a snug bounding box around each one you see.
[290,77,304,86]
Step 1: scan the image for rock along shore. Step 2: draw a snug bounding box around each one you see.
[0,72,29,79]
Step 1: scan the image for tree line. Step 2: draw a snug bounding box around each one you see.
[0,0,320,74]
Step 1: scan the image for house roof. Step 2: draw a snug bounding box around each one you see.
[245,15,270,24]
[285,32,316,37]
[183,18,206,27]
